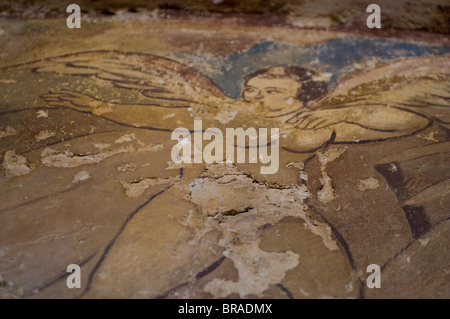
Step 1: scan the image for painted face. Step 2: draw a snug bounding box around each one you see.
[243,76,303,117]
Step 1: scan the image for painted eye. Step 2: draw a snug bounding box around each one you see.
[245,87,256,93]
[266,89,283,94]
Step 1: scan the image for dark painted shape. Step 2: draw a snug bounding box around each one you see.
[439,125,450,141]
[402,205,432,239]
[375,161,409,202]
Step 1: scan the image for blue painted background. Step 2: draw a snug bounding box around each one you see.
[167,37,450,98]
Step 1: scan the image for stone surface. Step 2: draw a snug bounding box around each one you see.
[0,5,449,299]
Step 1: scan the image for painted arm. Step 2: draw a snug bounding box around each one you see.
[293,105,429,132]
[282,105,430,152]
[40,90,196,130]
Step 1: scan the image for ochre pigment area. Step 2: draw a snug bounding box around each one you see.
[0,5,449,299]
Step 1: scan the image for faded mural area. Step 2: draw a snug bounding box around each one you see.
[0,9,449,299]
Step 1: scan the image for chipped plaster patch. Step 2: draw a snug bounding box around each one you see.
[121,177,181,198]
[40,140,163,168]
[137,143,164,152]
[40,146,133,168]
[89,100,113,115]
[162,113,176,120]
[0,126,18,139]
[418,238,430,246]
[117,163,137,172]
[417,131,439,142]
[36,110,48,118]
[388,163,397,172]
[286,161,304,169]
[303,218,338,251]
[204,241,299,298]
[2,150,34,177]
[34,130,55,142]
[287,161,308,182]
[216,110,237,124]
[284,97,294,105]
[165,161,187,170]
[183,163,338,297]
[357,177,380,191]
[299,171,308,181]
[93,143,111,150]
[114,134,136,144]
[317,147,347,203]
[318,147,347,165]
[72,171,90,183]
[318,175,336,203]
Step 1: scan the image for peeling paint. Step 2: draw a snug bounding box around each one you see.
[40,146,133,168]
[36,110,48,118]
[93,143,111,150]
[317,147,347,203]
[34,130,55,142]
[183,163,338,297]
[72,171,90,183]
[115,134,136,144]
[357,177,380,191]
[2,150,34,177]
[121,177,181,198]
[204,241,299,298]
[165,160,187,170]
[0,126,18,139]
[417,131,439,142]
[117,163,137,172]
[162,113,176,120]
[40,141,163,168]
[286,161,304,169]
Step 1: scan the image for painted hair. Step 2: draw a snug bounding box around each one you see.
[243,66,328,103]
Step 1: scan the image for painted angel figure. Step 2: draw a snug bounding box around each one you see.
[2,49,450,298]
[19,50,448,154]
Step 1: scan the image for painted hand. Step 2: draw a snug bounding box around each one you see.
[289,108,349,129]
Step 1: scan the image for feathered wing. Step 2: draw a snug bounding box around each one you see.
[317,54,450,103]
[287,54,450,137]
[11,50,243,122]
[317,54,450,113]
